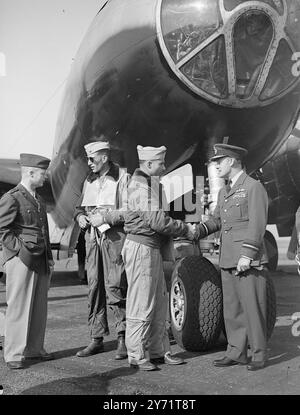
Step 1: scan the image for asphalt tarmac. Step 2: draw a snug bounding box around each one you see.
[0,238,299,396]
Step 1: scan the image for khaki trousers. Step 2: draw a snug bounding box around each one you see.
[222,267,268,363]
[4,256,50,362]
[122,239,170,365]
[85,230,109,338]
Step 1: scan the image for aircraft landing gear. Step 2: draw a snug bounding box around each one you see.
[169,255,277,352]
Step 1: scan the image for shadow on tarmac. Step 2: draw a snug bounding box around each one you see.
[19,367,140,395]
[48,294,87,302]
[50,271,86,288]
[25,340,120,368]
[267,325,300,368]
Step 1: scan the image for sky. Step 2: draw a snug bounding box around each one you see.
[0,0,101,159]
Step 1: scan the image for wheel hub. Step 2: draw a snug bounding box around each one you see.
[170,278,187,330]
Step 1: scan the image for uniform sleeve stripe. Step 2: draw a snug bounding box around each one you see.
[242,243,259,251]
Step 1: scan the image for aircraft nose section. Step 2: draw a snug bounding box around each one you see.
[157,0,300,108]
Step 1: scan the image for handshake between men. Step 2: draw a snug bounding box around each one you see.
[79,210,200,242]
[186,223,200,241]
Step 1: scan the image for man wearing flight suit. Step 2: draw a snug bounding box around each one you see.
[196,143,269,371]
[75,138,130,360]
[0,153,54,369]
[122,145,195,371]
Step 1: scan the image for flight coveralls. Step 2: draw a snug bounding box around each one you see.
[0,184,53,362]
[197,171,269,363]
[122,169,191,365]
[75,161,130,339]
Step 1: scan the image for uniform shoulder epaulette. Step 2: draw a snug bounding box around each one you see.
[0,187,18,202]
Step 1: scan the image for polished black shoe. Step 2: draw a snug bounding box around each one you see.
[130,361,158,371]
[247,361,265,371]
[151,352,184,365]
[213,356,241,367]
[115,336,127,360]
[76,339,104,357]
[7,361,25,370]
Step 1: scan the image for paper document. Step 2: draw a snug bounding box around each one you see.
[81,180,99,207]
[81,179,117,207]
[98,224,111,233]
[160,164,193,204]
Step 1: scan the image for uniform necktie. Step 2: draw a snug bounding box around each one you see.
[226,180,232,193]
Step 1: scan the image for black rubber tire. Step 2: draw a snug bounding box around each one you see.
[264,230,278,272]
[170,256,223,352]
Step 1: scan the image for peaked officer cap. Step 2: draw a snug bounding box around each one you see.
[84,141,111,156]
[137,145,167,161]
[20,153,50,170]
[210,143,248,161]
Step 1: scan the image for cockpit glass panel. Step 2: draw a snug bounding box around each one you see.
[161,0,220,63]
[180,36,228,98]
[260,39,297,100]
[233,11,273,99]
[224,0,284,15]
[286,0,300,49]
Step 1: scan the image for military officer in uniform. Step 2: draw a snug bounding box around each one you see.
[75,138,130,360]
[0,153,54,369]
[196,143,269,371]
[122,145,195,371]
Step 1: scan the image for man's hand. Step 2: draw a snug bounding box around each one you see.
[90,213,105,227]
[186,223,197,241]
[78,215,90,229]
[236,257,251,275]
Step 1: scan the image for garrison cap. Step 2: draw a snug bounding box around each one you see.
[137,145,167,161]
[210,144,248,162]
[20,153,50,170]
[84,141,111,156]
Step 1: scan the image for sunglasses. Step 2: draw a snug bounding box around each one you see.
[87,157,96,163]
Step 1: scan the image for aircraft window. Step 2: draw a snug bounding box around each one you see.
[161,0,220,63]
[285,0,300,50]
[224,0,284,15]
[260,39,297,100]
[180,36,228,98]
[233,11,273,99]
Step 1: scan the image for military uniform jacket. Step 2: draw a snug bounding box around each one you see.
[124,169,189,249]
[198,172,268,268]
[0,183,53,273]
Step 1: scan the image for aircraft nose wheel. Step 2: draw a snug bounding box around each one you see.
[169,256,277,352]
[169,256,223,352]
[170,279,186,330]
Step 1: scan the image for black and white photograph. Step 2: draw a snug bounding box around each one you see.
[0,0,300,400]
